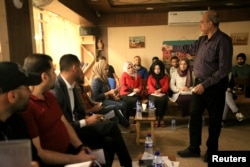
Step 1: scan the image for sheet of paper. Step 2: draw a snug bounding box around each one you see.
[0,140,32,167]
[164,157,180,167]
[64,161,92,167]
[141,151,154,160]
[151,93,165,97]
[91,149,106,164]
[179,91,192,95]
[168,93,179,102]
[104,110,115,120]
[127,92,136,96]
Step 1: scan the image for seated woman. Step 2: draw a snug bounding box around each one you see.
[75,75,121,124]
[91,61,133,131]
[119,61,143,120]
[169,58,194,117]
[147,60,169,127]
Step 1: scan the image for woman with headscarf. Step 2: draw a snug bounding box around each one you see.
[91,61,133,132]
[147,60,169,127]
[170,58,194,117]
[119,61,143,120]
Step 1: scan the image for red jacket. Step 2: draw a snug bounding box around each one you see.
[119,72,143,95]
[147,74,169,94]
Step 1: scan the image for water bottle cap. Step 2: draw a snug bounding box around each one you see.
[154,151,160,156]
[147,133,151,137]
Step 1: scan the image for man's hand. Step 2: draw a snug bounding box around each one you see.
[76,148,95,162]
[179,86,189,91]
[91,104,103,112]
[192,83,204,94]
[85,114,103,125]
[31,161,39,167]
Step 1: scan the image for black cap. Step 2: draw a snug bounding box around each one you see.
[0,62,41,94]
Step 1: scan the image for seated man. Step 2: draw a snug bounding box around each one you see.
[222,73,246,127]
[51,54,132,167]
[133,55,148,80]
[232,53,250,78]
[22,54,94,167]
[0,62,41,167]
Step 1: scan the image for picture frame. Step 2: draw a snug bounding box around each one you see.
[129,36,145,48]
[230,32,248,45]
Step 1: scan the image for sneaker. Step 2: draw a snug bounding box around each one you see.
[235,112,246,122]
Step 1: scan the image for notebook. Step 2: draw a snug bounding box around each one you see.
[0,139,32,167]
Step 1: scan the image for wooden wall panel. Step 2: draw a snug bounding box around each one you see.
[99,12,167,27]
[5,0,33,65]
[98,8,250,27]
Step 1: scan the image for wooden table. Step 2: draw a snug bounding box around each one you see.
[134,114,156,145]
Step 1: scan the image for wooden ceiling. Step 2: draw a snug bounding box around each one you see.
[84,0,250,14]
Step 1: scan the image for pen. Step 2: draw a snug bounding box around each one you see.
[85,148,101,167]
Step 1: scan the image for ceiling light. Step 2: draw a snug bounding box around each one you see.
[146,7,154,10]
[225,3,234,6]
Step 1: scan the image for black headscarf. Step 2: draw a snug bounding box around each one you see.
[149,60,165,89]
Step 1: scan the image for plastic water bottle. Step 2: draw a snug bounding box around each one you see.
[171,119,176,130]
[145,133,153,154]
[148,99,155,109]
[136,100,142,119]
[148,99,155,117]
[152,151,163,167]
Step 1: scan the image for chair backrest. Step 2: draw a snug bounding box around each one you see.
[234,77,249,95]
[84,85,92,97]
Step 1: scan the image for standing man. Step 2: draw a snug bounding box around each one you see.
[163,10,233,162]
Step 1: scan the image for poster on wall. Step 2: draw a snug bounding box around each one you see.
[230,32,248,45]
[162,40,195,70]
[129,36,145,48]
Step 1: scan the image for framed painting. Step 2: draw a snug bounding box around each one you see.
[231,33,248,45]
[129,36,145,48]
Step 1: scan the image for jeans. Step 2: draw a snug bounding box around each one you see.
[222,91,239,120]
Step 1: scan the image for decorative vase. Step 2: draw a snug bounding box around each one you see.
[97,39,104,50]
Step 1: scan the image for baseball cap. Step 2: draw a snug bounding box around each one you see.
[0,62,41,94]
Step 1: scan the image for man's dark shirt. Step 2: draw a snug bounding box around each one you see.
[0,113,39,162]
[173,29,233,88]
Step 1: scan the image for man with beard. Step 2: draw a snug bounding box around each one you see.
[22,54,95,167]
[51,54,132,167]
[232,53,250,78]
[0,62,41,167]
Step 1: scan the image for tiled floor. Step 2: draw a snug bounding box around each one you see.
[112,117,250,167]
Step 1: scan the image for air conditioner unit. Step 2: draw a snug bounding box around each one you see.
[168,11,206,25]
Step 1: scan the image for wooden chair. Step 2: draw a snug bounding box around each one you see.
[234,77,249,95]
